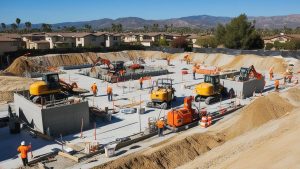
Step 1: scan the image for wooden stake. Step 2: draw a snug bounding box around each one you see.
[80,118,83,139]
[94,122,96,140]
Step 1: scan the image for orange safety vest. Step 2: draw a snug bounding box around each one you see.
[91,84,97,92]
[274,80,279,86]
[139,78,143,84]
[192,67,197,73]
[156,120,165,129]
[107,86,112,94]
[17,145,31,158]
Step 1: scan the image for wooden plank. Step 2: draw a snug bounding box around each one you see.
[58,151,79,162]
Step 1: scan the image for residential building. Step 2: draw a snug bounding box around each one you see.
[105,33,121,47]
[22,33,48,49]
[186,34,200,48]
[263,33,300,44]
[0,34,23,55]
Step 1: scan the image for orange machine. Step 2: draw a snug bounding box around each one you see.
[167,96,200,128]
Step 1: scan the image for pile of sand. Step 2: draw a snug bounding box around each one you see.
[190,53,287,73]
[0,76,35,102]
[223,92,294,140]
[95,89,296,169]
[4,56,48,76]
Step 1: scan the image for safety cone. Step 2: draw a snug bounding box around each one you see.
[207,115,212,126]
[200,116,208,128]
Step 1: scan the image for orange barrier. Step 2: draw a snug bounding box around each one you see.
[200,116,208,128]
[207,115,212,126]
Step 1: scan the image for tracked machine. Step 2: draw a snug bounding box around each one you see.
[29,73,88,104]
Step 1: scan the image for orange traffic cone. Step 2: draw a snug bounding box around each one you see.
[200,116,208,128]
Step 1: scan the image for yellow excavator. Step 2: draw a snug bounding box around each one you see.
[194,74,234,105]
[146,78,176,109]
[29,73,86,103]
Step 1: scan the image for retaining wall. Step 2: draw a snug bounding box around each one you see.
[14,93,90,136]
[221,77,265,99]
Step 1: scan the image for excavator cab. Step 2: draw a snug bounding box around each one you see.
[42,73,61,90]
[239,67,250,81]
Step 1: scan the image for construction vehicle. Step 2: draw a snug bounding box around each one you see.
[146,78,176,109]
[237,65,263,81]
[29,73,86,103]
[194,74,234,105]
[167,96,200,130]
[91,57,125,74]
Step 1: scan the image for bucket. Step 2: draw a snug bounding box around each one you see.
[104,143,117,157]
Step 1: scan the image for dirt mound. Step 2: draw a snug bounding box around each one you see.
[95,91,295,169]
[223,92,294,140]
[0,76,35,102]
[191,53,287,73]
[4,56,48,76]
[281,87,300,106]
[95,133,224,169]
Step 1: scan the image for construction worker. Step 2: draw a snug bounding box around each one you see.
[269,67,274,80]
[274,79,280,91]
[139,77,143,90]
[107,85,113,101]
[17,141,31,167]
[167,57,171,66]
[91,82,98,97]
[192,64,197,80]
[156,118,165,137]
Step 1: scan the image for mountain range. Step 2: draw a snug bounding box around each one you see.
[31,14,300,30]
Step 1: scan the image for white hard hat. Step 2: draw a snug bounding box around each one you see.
[21,141,25,146]
[160,117,164,120]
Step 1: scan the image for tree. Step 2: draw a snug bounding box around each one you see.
[171,37,189,49]
[265,43,274,50]
[196,36,218,48]
[84,24,92,32]
[159,37,168,46]
[143,25,149,32]
[1,23,6,31]
[11,23,17,31]
[25,22,32,31]
[15,18,21,28]
[164,25,168,32]
[215,14,264,49]
[274,41,284,50]
[152,24,159,32]
[41,23,52,32]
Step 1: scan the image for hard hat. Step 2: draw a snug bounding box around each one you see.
[21,141,25,146]
[160,117,164,120]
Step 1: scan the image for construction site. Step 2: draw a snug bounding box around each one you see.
[0,50,299,169]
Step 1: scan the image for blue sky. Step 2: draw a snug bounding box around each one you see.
[0,0,299,24]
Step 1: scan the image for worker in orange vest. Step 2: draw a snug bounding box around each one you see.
[91,82,98,97]
[139,77,143,90]
[192,64,197,80]
[269,67,274,80]
[167,57,171,66]
[17,141,31,167]
[156,118,165,137]
[274,79,280,91]
[107,85,113,101]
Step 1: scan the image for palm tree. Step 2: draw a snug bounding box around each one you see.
[11,23,17,31]
[164,25,168,32]
[1,23,6,31]
[111,23,116,32]
[15,18,21,28]
[25,22,32,31]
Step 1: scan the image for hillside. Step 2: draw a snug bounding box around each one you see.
[26,14,300,29]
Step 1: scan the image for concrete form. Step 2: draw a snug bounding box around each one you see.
[82,66,169,83]
[14,92,90,136]
[221,77,265,99]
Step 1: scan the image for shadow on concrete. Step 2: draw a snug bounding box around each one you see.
[115,150,127,156]
[143,109,155,114]
[129,145,141,150]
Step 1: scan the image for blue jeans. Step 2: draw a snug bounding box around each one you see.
[108,93,112,101]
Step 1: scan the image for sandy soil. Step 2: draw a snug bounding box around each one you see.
[178,90,300,169]
[93,86,299,169]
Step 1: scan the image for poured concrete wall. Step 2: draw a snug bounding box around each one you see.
[14,93,90,136]
[42,102,89,136]
[221,77,265,99]
[14,93,44,132]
